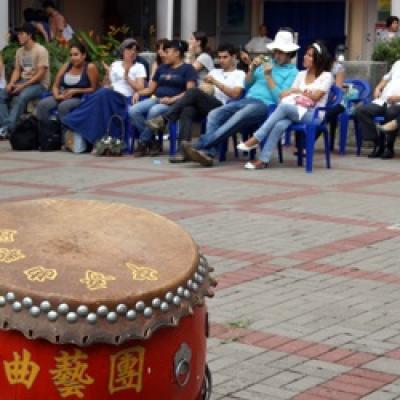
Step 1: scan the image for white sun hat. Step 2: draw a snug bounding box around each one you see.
[267,30,300,53]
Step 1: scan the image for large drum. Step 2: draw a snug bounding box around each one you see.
[0,199,216,400]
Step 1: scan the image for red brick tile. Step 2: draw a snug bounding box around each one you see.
[305,386,359,400]
[239,331,271,345]
[256,335,294,350]
[322,380,371,396]
[350,368,398,384]
[296,343,334,358]
[274,339,314,354]
[317,348,355,363]
[337,353,377,367]
[386,349,400,360]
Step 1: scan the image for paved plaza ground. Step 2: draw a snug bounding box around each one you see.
[1,140,400,399]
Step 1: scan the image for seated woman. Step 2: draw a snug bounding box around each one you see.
[186,32,214,83]
[62,39,147,146]
[129,40,197,156]
[238,42,333,169]
[150,38,168,79]
[36,42,98,139]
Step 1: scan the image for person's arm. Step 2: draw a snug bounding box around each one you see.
[302,73,333,103]
[245,57,262,84]
[150,61,158,80]
[126,64,146,92]
[52,63,68,100]
[132,80,157,103]
[6,54,22,93]
[204,73,243,99]
[272,69,299,101]
[335,69,345,88]
[34,22,50,42]
[159,80,197,105]
[374,79,388,99]
[63,64,99,99]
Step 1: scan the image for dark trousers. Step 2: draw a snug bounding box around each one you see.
[355,103,400,142]
[164,88,222,143]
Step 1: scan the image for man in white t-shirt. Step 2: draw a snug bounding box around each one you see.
[245,24,273,53]
[146,43,245,162]
[355,59,400,159]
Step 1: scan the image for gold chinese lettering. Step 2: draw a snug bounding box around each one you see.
[4,349,40,390]
[50,349,94,399]
[126,263,159,281]
[24,266,58,283]
[80,270,116,291]
[0,248,26,264]
[109,347,145,395]
[0,230,17,243]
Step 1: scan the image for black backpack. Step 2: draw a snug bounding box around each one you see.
[9,115,39,151]
[38,119,62,151]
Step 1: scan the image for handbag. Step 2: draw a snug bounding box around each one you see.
[38,119,62,152]
[10,115,39,151]
[94,114,126,157]
[294,95,315,108]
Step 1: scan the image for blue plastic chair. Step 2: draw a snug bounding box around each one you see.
[282,85,343,173]
[338,79,371,156]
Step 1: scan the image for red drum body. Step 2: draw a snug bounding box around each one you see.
[0,200,216,400]
[0,307,207,400]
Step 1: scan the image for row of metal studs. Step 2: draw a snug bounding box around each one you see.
[0,260,208,325]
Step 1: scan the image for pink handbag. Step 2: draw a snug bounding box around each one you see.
[295,95,315,108]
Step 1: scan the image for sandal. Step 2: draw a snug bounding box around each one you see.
[244,161,268,170]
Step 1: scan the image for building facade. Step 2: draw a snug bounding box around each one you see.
[1,0,399,61]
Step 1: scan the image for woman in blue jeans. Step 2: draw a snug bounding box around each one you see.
[129,40,197,156]
[238,42,333,170]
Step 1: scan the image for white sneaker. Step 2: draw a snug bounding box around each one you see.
[237,141,258,151]
[0,127,9,139]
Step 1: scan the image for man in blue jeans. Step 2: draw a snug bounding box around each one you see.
[181,30,299,167]
[0,23,49,138]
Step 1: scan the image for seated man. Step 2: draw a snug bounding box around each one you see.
[0,23,50,138]
[181,30,299,167]
[355,59,400,159]
[146,43,245,163]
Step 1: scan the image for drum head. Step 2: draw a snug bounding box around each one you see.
[0,200,215,345]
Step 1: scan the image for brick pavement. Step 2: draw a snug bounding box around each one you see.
[1,140,400,399]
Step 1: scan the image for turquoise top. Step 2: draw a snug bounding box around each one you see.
[246,61,299,105]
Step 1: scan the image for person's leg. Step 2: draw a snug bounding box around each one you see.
[128,98,157,144]
[354,103,386,158]
[6,84,45,131]
[381,105,400,159]
[0,89,11,128]
[254,104,302,164]
[36,96,59,121]
[177,105,199,143]
[140,103,170,145]
[57,98,82,121]
[199,99,268,155]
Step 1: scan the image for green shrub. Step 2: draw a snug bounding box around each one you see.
[372,37,400,67]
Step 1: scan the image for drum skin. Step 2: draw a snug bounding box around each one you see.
[0,307,207,400]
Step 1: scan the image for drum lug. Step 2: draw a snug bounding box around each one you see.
[174,343,192,388]
[205,312,209,338]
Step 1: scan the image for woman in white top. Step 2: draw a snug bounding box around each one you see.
[238,42,333,169]
[109,39,146,98]
[187,31,214,83]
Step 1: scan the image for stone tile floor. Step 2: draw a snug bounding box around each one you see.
[1,140,400,399]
